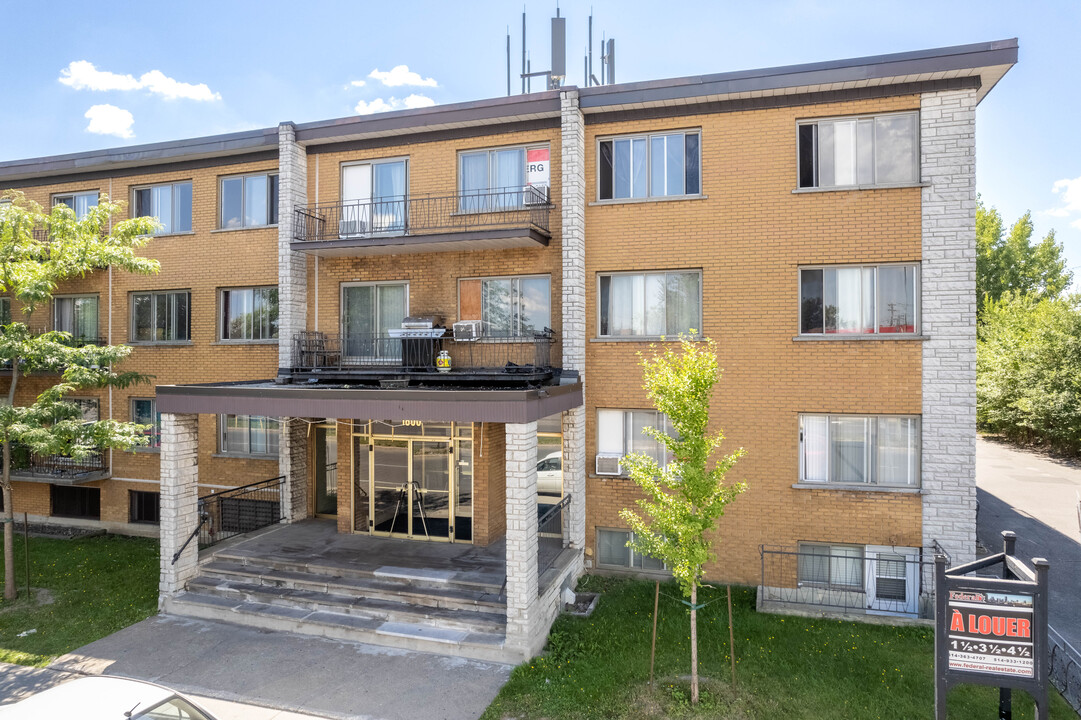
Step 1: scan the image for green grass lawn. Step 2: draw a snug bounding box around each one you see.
[0,533,159,667]
[483,576,1074,719]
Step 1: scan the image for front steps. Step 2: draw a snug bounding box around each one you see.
[163,548,516,663]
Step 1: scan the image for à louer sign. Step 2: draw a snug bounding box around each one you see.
[947,589,1034,677]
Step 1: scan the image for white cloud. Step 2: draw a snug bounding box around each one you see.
[84,104,134,138]
[353,95,436,115]
[368,65,438,88]
[1046,176,1081,229]
[58,61,220,101]
[349,80,366,88]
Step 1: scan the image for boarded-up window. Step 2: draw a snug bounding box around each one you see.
[459,279,482,321]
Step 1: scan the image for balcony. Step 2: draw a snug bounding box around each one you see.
[291,187,553,258]
[289,330,558,386]
[11,450,109,485]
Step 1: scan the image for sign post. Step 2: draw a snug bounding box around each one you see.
[934,531,1050,719]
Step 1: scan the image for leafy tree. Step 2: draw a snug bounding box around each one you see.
[976,196,1072,313]
[0,192,160,600]
[619,334,746,704]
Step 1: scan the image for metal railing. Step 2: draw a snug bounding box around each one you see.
[13,451,107,479]
[190,476,285,558]
[293,186,552,244]
[537,494,571,581]
[759,544,946,619]
[292,330,555,375]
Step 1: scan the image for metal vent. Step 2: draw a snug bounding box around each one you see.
[595,454,622,476]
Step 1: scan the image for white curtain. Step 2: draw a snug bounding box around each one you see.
[830,416,868,483]
[877,417,917,485]
[801,415,828,482]
[597,410,624,455]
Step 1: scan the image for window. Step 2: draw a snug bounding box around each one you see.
[800,265,918,335]
[221,287,278,341]
[459,145,549,208]
[52,192,98,220]
[131,291,190,343]
[598,271,700,337]
[798,112,918,189]
[597,528,666,571]
[129,490,160,524]
[458,275,551,337]
[132,398,161,449]
[220,414,281,456]
[598,131,700,200]
[799,414,920,486]
[220,173,279,229]
[798,543,863,588]
[54,295,99,341]
[0,298,9,326]
[51,485,100,519]
[134,181,193,235]
[71,398,99,423]
[597,409,673,472]
[340,160,407,235]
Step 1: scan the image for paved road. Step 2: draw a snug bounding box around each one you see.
[15,614,511,720]
[976,437,1081,652]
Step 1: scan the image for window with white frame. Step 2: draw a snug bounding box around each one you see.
[598,271,700,337]
[800,264,919,335]
[219,414,280,456]
[54,295,99,341]
[797,543,863,588]
[458,275,551,337]
[597,409,673,473]
[598,130,700,200]
[132,398,161,449]
[134,181,193,235]
[798,112,918,189]
[131,291,190,343]
[52,191,99,220]
[221,287,278,341]
[799,414,920,486]
[220,173,279,229]
[597,528,667,571]
[458,145,550,209]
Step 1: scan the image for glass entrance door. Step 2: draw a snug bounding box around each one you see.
[372,439,409,534]
[412,441,451,540]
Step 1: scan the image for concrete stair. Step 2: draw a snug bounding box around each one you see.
[163,551,513,663]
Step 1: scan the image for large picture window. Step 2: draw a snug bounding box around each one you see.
[131,291,190,343]
[134,181,193,235]
[799,414,920,487]
[798,112,918,189]
[598,131,700,200]
[597,409,673,474]
[54,295,99,341]
[458,275,550,337]
[459,145,549,209]
[800,264,918,335]
[598,271,700,338]
[220,414,281,456]
[221,173,279,229]
[221,287,278,341]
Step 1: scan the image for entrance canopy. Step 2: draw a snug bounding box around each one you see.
[156,376,583,423]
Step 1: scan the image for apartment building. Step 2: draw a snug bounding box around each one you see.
[0,39,1016,662]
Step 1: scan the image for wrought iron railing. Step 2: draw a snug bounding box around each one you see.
[12,451,107,479]
[292,330,555,375]
[293,186,552,244]
[538,494,571,581]
[759,544,947,619]
[194,476,285,554]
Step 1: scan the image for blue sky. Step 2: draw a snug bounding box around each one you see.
[1,0,1078,274]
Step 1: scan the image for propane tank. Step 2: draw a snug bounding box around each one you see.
[436,350,452,373]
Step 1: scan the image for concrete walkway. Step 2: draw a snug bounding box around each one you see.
[976,437,1081,650]
[8,614,512,720]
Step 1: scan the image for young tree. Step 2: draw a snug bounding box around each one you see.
[0,192,160,600]
[976,196,1072,313]
[619,334,746,704]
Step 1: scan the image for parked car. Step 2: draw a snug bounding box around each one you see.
[537,450,562,496]
[0,676,218,720]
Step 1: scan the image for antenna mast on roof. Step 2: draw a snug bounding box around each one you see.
[505,5,618,93]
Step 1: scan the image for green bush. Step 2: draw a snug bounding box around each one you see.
[977,292,1081,453]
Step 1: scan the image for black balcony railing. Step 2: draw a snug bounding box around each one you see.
[538,494,571,581]
[293,187,552,244]
[13,451,108,480]
[292,330,555,378]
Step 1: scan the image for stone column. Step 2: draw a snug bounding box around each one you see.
[278,122,308,373]
[920,88,979,565]
[280,418,309,522]
[505,421,540,656]
[159,412,200,608]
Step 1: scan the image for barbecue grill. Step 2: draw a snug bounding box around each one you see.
[387,315,446,370]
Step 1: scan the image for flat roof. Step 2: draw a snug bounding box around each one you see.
[0,39,1017,183]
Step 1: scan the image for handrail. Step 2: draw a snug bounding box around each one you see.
[538,493,571,529]
[171,509,207,565]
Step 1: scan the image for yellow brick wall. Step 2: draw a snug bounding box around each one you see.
[582,95,925,585]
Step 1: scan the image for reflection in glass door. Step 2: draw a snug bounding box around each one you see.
[313,427,337,517]
[372,439,409,534]
[342,283,407,362]
[412,441,450,540]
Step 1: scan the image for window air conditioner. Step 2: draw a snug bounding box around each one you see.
[523,184,549,205]
[595,454,623,476]
[339,219,368,238]
[453,320,483,341]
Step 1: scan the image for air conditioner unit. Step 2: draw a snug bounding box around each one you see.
[595,454,623,476]
[453,320,483,341]
[339,219,368,238]
[523,184,549,205]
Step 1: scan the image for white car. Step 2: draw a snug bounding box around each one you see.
[0,676,218,720]
[537,450,562,496]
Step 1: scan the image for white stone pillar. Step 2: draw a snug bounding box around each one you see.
[280,417,309,522]
[278,122,308,373]
[920,88,979,565]
[159,412,200,608]
[505,421,540,656]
